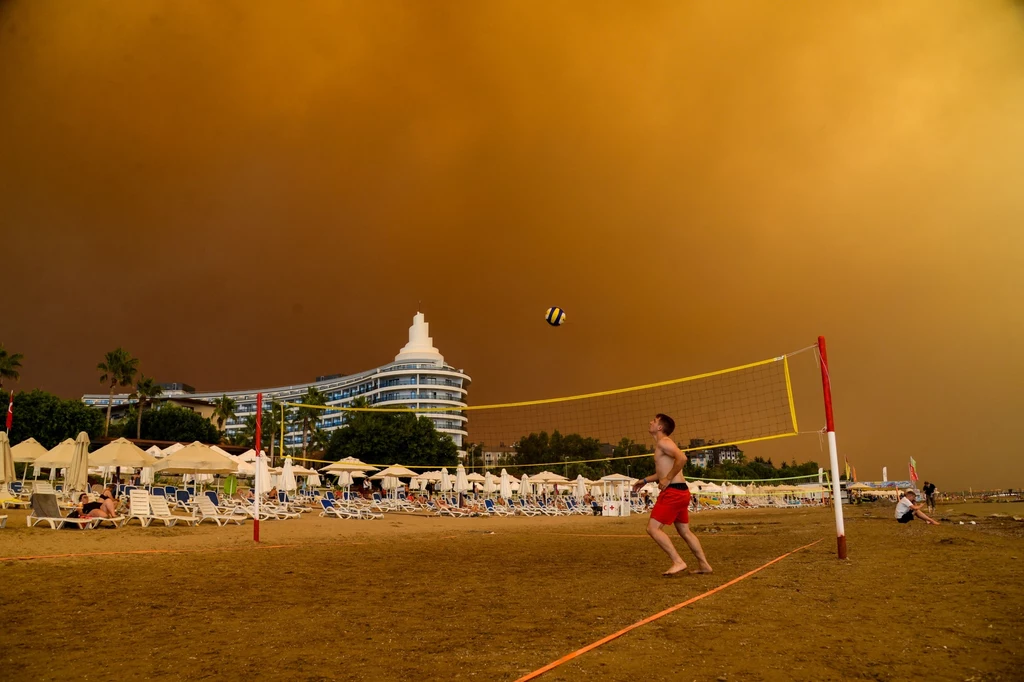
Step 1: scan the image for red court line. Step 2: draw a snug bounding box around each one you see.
[514,537,824,682]
[0,543,305,562]
[538,533,757,538]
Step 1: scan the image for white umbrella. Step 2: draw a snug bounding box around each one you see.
[144,445,163,459]
[65,431,91,493]
[305,472,322,488]
[454,464,470,494]
[155,442,238,475]
[336,471,353,487]
[466,472,486,484]
[575,475,587,499]
[281,457,298,492]
[161,442,185,458]
[139,466,155,485]
[483,472,496,495]
[33,438,76,468]
[0,432,15,484]
[499,469,512,499]
[89,438,159,468]
[321,457,379,473]
[439,468,452,493]
[256,457,272,497]
[519,473,532,496]
[11,437,47,464]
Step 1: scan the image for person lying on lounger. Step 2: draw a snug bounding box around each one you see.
[74,493,103,517]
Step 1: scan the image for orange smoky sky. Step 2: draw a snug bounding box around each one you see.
[1,1,1022,489]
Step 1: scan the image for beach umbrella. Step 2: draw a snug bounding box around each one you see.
[575,475,587,499]
[161,442,185,458]
[140,466,155,485]
[11,437,47,464]
[454,464,470,494]
[439,468,452,493]
[33,438,76,468]
[223,475,238,496]
[531,471,570,484]
[305,472,321,488]
[281,457,298,492]
[499,469,512,499]
[483,472,496,495]
[336,471,353,487]
[519,473,532,496]
[65,431,91,493]
[89,438,159,468]
[144,445,163,458]
[369,465,419,479]
[0,432,15,484]
[156,441,238,495]
[321,457,379,473]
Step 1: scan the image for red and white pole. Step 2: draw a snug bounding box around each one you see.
[254,392,262,543]
[818,336,847,559]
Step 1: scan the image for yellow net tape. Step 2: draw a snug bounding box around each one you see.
[282,352,802,468]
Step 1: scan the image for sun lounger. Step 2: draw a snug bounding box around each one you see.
[195,497,245,526]
[320,499,364,519]
[27,493,100,529]
[0,483,30,509]
[124,489,160,527]
[0,515,7,528]
[149,494,198,526]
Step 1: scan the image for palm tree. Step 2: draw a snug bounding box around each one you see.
[309,427,331,459]
[129,374,163,439]
[297,387,326,455]
[0,344,23,389]
[97,348,139,436]
[262,398,283,467]
[211,394,238,435]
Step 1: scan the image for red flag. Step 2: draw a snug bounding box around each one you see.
[5,391,12,430]
[908,457,919,482]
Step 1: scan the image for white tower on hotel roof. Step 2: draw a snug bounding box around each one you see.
[395,312,444,364]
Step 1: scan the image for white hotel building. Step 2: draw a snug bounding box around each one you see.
[82,313,471,449]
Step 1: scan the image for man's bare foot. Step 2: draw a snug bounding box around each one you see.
[929,520,941,525]
[662,562,688,576]
[690,565,714,574]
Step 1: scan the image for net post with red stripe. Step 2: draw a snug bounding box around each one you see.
[254,392,262,543]
[818,336,847,559]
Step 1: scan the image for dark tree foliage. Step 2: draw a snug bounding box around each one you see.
[1,389,104,448]
[324,410,458,468]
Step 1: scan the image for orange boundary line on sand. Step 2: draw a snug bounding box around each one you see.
[0,543,302,562]
[514,537,824,682]
[538,533,758,538]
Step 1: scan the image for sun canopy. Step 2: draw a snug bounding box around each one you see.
[11,437,48,464]
[321,457,379,473]
[33,438,77,468]
[154,442,239,475]
[89,438,159,468]
[370,465,419,479]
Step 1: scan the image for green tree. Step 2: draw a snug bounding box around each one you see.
[97,347,139,436]
[211,394,238,435]
[0,344,24,390]
[296,387,326,455]
[309,427,331,459]
[129,374,163,439]
[325,409,457,468]
[1,389,104,448]
[138,403,220,444]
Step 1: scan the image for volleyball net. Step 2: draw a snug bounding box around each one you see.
[281,347,816,474]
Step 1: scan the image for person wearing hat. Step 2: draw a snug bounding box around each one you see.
[895,490,940,525]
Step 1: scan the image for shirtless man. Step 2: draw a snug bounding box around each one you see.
[632,414,713,576]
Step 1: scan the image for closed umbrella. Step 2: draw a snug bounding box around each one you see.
[305,472,321,488]
[439,468,452,493]
[256,457,272,498]
[281,457,298,492]
[483,472,496,495]
[454,464,470,494]
[65,431,90,493]
[575,475,587,499]
[0,432,15,484]
[520,473,532,497]
[499,469,512,499]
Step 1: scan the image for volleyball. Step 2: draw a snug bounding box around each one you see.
[545,307,566,326]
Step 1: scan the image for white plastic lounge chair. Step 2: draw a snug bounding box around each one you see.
[0,514,7,528]
[149,494,198,527]
[0,483,29,509]
[124,489,159,527]
[196,497,245,526]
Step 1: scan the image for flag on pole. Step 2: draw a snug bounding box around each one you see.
[5,391,12,430]
[844,457,851,481]
[909,457,919,482]
[852,466,857,483]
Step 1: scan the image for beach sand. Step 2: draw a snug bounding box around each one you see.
[1,502,1021,681]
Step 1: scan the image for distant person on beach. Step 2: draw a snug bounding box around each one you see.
[922,481,937,512]
[632,414,713,576]
[895,490,940,525]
